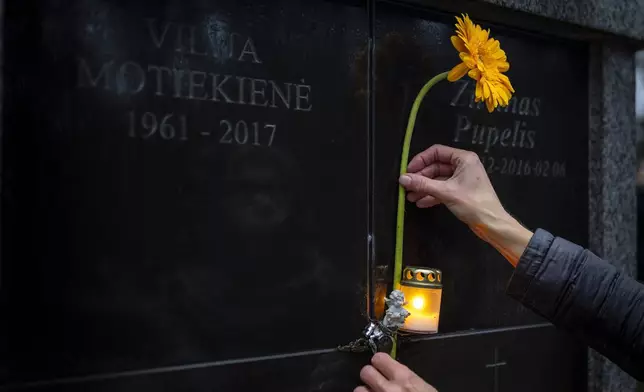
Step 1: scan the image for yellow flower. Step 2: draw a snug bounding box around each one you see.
[447,14,515,113]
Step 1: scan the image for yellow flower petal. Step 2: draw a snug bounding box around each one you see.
[482,79,491,99]
[486,97,495,113]
[448,62,469,82]
[450,35,467,52]
[468,68,481,80]
[479,28,490,43]
[485,39,500,52]
[475,80,483,101]
[459,53,477,68]
[492,49,506,60]
[497,87,510,105]
[498,73,515,93]
[447,13,514,104]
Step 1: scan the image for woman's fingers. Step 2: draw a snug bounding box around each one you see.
[407,192,424,203]
[371,353,412,381]
[417,163,454,179]
[416,196,441,208]
[408,144,464,172]
[357,354,439,392]
[360,365,393,392]
[404,176,449,205]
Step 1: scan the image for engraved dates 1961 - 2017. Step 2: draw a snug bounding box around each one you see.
[127,111,277,147]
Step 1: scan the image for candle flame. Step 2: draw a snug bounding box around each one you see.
[411,296,425,310]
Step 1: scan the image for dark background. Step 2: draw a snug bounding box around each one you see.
[0,0,588,391]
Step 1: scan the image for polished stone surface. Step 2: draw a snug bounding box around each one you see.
[398,0,644,40]
[587,43,638,392]
[0,325,585,392]
[0,0,368,383]
[476,0,644,40]
[0,350,370,392]
[399,325,587,392]
[0,0,638,391]
[374,4,589,332]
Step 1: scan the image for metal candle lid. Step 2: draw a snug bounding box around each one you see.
[401,266,442,289]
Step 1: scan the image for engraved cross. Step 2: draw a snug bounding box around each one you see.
[485,347,507,392]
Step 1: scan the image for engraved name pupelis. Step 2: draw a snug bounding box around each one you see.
[77,18,314,144]
[450,80,565,178]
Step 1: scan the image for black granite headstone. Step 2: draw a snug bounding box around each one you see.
[399,325,587,392]
[0,0,368,385]
[0,1,591,391]
[0,350,370,392]
[374,3,589,332]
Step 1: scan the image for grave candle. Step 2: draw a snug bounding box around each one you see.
[400,267,442,334]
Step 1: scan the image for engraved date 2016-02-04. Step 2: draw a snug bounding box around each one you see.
[479,155,566,178]
[127,110,277,147]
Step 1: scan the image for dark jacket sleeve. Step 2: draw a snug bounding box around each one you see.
[506,229,644,381]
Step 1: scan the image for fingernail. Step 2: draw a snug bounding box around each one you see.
[399,175,411,186]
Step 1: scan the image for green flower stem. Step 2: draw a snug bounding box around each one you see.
[391,71,449,359]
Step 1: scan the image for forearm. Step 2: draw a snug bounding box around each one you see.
[505,230,644,380]
[470,211,533,267]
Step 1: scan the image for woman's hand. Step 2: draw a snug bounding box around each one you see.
[398,144,533,267]
[355,353,438,392]
[400,144,504,226]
